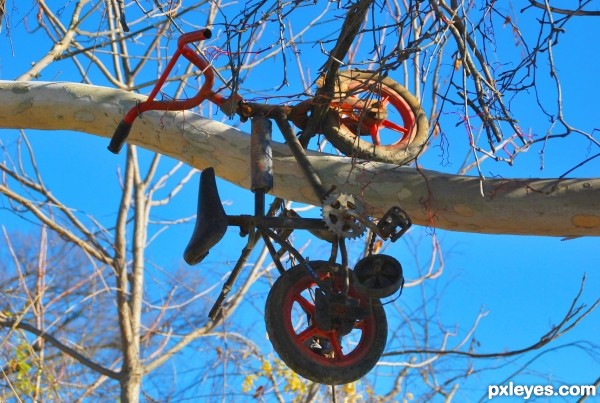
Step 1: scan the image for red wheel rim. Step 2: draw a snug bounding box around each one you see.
[333,82,417,149]
[280,270,381,367]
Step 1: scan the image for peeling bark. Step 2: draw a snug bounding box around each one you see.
[0,80,599,237]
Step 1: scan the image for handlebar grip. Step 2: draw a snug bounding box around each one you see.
[107,120,132,154]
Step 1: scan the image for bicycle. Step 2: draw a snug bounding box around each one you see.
[108,28,422,385]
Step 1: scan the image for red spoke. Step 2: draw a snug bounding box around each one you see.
[380,95,390,107]
[382,119,409,135]
[369,125,381,145]
[292,294,315,317]
[328,333,345,360]
[295,325,320,345]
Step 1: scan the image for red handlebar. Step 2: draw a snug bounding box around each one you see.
[109,28,222,153]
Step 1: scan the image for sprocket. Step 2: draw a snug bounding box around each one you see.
[321,193,367,239]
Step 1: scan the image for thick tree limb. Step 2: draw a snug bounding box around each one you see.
[0,81,599,237]
[301,0,373,144]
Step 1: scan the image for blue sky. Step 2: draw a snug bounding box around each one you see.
[1,2,599,400]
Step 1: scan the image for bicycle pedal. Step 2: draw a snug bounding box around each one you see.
[377,206,412,242]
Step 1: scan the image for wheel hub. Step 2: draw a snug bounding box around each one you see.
[314,289,364,337]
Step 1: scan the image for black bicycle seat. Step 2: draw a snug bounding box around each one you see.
[184,167,229,265]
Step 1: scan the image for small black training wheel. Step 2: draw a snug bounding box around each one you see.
[265,261,387,385]
[353,254,404,299]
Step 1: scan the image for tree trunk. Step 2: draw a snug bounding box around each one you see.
[0,80,598,237]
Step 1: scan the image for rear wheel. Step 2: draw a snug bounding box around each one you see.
[265,261,387,385]
[324,70,429,165]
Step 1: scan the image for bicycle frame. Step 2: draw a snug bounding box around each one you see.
[106,27,417,385]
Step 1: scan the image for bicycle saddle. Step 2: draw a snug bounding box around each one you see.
[184,167,228,265]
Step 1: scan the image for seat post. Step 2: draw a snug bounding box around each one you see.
[250,115,273,217]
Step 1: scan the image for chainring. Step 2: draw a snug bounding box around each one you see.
[321,193,367,239]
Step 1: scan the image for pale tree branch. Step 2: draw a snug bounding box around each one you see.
[0,184,113,265]
[0,312,121,380]
[17,0,89,81]
[0,81,598,237]
[1,133,113,258]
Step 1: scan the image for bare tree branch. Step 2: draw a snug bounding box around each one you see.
[525,1,600,16]
[384,276,599,359]
[0,313,121,380]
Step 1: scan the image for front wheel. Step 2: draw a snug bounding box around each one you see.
[265,261,387,385]
[323,70,429,165]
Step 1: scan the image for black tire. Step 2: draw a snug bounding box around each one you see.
[265,261,387,385]
[353,254,404,299]
[323,70,429,165]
